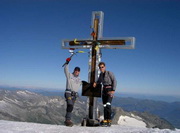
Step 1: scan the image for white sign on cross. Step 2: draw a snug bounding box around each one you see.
[61,11,135,125]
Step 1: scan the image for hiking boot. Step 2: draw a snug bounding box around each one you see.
[100,120,108,127]
[107,120,112,127]
[64,120,73,127]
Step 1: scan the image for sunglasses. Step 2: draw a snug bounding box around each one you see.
[99,66,104,69]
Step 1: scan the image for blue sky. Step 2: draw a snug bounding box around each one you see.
[0,0,180,96]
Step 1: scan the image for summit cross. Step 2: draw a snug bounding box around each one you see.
[62,11,135,126]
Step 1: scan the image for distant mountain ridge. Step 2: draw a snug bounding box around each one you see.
[114,92,180,103]
[1,86,179,102]
[0,89,175,130]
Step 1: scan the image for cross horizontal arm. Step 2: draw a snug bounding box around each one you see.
[62,37,135,49]
[69,40,125,46]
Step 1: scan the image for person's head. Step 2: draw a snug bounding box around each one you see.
[98,62,106,73]
[73,67,80,76]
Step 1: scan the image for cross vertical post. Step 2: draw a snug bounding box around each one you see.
[89,17,99,119]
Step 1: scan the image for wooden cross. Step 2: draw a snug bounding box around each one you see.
[62,11,135,125]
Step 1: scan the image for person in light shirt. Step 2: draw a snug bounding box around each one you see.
[63,57,81,127]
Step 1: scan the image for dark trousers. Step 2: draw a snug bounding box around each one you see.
[102,88,113,120]
[64,92,76,121]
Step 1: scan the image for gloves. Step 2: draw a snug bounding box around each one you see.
[66,58,71,62]
[64,57,71,65]
[62,57,71,67]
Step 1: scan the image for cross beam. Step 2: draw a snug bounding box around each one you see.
[62,37,135,49]
[69,40,125,46]
[61,11,135,126]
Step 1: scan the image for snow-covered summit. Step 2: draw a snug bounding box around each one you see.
[0,120,179,133]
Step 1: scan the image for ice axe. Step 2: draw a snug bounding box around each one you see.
[62,49,86,67]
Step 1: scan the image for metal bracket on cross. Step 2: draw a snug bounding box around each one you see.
[61,11,135,126]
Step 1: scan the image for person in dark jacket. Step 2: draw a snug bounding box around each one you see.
[93,62,117,127]
[64,57,81,126]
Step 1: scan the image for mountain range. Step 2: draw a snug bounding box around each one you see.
[0,89,176,130]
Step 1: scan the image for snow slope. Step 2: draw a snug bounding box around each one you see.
[0,120,179,133]
[118,115,146,128]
